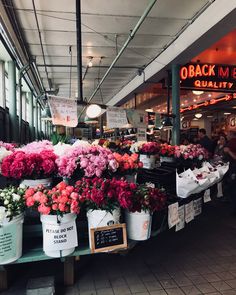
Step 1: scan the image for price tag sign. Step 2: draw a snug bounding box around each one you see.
[137,128,147,142]
[168,202,179,229]
[203,189,211,203]
[43,220,78,252]
[217,182,223,198]
[106,107,128,128]
[90,223,127,253]
[185,201,194,223]
[175,205,185,232]
[193,198,202,216]
[0,223,17,263]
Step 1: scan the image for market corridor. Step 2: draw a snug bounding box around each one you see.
[3,200,236,295]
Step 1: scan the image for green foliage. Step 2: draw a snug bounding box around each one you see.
[50,132,69,145]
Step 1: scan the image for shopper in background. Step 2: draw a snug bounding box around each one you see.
[198,128,214,156]
[214,134,227,161]
[223,131,236,213]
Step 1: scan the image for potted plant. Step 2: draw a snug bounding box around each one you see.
[120,184,167,241]
[24,181,80,257]
[0,185,26,264]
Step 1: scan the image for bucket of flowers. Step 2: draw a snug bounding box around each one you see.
[24,181,80,257]
[0,185,26,264]
[1,140,58,188]
[120,184,167,241]
[159,143,176,164]
[75,177,134,248]
[113,153,143,183]
[138,142,160,169]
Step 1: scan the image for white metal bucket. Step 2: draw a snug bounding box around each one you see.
[87,208,120,248]
[125,210,152,241]
[40,213,78,258]
[0,214,24,264]
[139,154,156,169]
[160,156,175,163]
[20,178,52,188]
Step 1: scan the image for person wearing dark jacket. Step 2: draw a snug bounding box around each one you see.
[198,128,214,156]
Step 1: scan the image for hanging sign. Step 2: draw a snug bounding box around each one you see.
[137,128,147,142]
[106,107,128,128]
[185,201,194,223]
[168,202,179,229]
[180,63,236,92]
[126,109,147,128]
[175,205,185,232]
[43,220,78,252]
[48,96,78,127]
[90,223,127,253]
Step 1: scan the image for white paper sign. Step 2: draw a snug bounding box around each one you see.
[168,202,179,228]
[43,220,78,251]
[48,96,78,127]
[145,182,155,188]
[106,107,128,128]
[203,189,211,203]
[185,201,194,223]
[217,182,223,198]
[193,198,202,216]
[126,109,147,127]
[175,205,185,232]
[137,128,147,142]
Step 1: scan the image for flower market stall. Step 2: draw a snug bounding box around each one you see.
[0,139,230,289]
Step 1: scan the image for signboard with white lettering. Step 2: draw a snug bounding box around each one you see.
[168,202,179,229]
[126,109,147,128]
[48,96,78,127]
[193,198,202,216]
[203,189,211,203]
[137,128,147,142]
[175,205,185,232]
[179,63,236,92]
[107,107,128,128]
[43,220,78,252]
[185,201,194,223]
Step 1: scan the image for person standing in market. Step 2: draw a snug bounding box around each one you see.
[198,128,214,156]
[223,131,236,213]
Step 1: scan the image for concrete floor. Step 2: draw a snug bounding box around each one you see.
[3,199,236,295]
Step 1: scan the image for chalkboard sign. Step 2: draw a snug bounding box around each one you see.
[90,223,127,253]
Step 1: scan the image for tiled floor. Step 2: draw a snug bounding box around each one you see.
[3,199,236,295]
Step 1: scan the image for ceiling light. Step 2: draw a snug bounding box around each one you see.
[86,104,102,118]
[207,115,213,118]
[208,94,212,97]
[193,118,198,120]
[145,108,153,112]
[224,112,231,115]
[181,103,184,106]
[193,99,197,102]
[192,90,204,95]
[195,113,202,119]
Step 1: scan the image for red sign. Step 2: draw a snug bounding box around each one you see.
[180,64,236,92]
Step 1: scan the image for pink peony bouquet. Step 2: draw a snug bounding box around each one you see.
[139,142,160,154]
[0,141,16,152]
[1,150,57,179]
[56,145,118,178]
[19,140,53,154]
[24,181,80,216]
[174,144,208,160]
[75,177,136,212]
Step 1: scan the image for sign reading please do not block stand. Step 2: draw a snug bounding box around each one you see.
[42,219,78,252]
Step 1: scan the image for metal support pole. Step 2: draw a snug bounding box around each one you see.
[8,61,18,142]
[35,102,38,140]
[28,91,34,140]
[0,61,5,108]
[171,64,180,145]
[76,0,83,102]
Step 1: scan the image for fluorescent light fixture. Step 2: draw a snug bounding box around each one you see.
[192,90,204,95]
[224,112,231,115]
[195,113,202,119]
[86,104,102,118]
[145,108,153,112]
[207,115,213,118]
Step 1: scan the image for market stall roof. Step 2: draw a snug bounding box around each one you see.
[1,0,236,109]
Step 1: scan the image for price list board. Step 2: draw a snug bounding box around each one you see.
[90,224,127,253]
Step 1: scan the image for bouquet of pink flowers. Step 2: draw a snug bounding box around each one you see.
[113,153,143,173]
[175,144,208,160]
[56,145,118,178]
[24,181,80,216]
[0,141,15,152]
[20,140,53,154]
[1,150,57,179]
[159,143,176,157]
[139,142,160,154]
[75,177,135,212]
